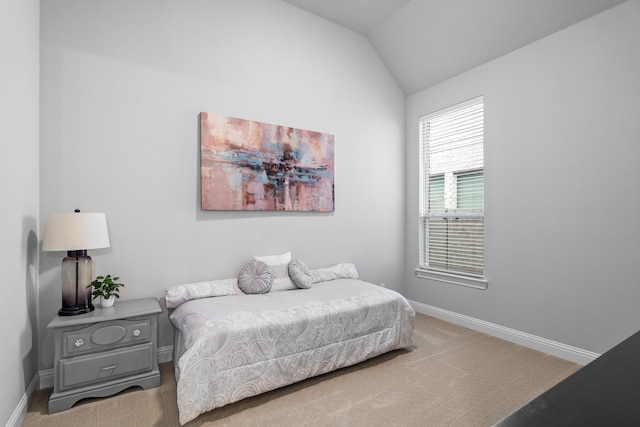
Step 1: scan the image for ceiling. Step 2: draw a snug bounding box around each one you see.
[283,0,627,94]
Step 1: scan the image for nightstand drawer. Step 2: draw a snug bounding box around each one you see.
[63,319,150,357]
[59,342,154,391]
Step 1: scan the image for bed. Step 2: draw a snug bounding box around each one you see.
[165,259,415,425]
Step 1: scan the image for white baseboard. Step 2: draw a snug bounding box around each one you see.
[38,369,53,390]
[5,373,39,427]
[410,300,600,365]
[157,345,173,364]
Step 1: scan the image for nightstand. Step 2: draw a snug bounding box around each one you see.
[47,297,162,413]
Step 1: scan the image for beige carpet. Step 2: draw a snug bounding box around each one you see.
[23,314,579,427]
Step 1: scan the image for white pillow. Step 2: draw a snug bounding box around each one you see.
[254,251,291,265]
[310,263,359,283]
[254,251,296,292]
[165,278,239,309]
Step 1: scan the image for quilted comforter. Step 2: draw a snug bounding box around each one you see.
[169,279,415,424]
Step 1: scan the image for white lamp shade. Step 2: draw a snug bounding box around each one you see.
[42,212,110,251]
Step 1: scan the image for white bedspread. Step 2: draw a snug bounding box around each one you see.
[169,279,415,424]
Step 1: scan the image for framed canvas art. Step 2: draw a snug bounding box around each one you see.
[200,112,335,211]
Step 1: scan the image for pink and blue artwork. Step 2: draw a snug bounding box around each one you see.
[200,112,335,212]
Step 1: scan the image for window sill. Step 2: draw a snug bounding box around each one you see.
[414,268,488,290]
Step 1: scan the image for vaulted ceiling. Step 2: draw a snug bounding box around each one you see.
[283,0,627,94]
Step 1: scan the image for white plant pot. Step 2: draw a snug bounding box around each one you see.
[101,296,116,308]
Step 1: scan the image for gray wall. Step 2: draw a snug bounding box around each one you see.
[39,0,405,370]
[0,0,40,425]
[405,0,640,354]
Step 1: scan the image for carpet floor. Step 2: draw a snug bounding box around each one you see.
[23,314,579,427]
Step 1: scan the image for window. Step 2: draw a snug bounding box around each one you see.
[428,175,444,211]
[419,97,485,282]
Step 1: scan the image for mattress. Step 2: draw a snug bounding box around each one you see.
[169,278,415,424]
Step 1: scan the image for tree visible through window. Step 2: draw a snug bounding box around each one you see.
[419,98,484,277]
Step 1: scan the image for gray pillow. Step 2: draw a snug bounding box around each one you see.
[288,259,313,289]
[238,260,273,294]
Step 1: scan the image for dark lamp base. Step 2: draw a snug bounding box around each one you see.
[58,305,95,316]
[60,251,95,316]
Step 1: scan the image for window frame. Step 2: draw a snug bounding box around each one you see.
[416,97,488,290]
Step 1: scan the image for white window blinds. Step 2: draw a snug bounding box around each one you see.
[420,97,484,277]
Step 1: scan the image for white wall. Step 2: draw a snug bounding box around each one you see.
[39,0,405,370]
[0,0,40,425]
[405,0,640,354]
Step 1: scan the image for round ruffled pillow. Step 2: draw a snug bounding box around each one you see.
[238,260,273,294]
[288,258,313,289]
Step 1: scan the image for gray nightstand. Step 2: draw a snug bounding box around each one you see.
[47,297,162,413]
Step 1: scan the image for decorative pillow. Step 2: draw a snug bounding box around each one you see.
[288,259,313,289]
[254,252,291,265]
[165,278,239,309]
[254,251,296,292]
[310,263,359,283]
[238,260,273,294]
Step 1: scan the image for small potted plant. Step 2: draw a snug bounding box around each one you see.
[88,274,125,307]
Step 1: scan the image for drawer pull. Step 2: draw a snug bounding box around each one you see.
[74,339,84,347]
[132,329,141,337]
[100,365,117,371]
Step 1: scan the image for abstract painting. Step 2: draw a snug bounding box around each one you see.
[200,112,335,211]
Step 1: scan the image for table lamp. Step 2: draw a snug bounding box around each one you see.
[42,209,111,316]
